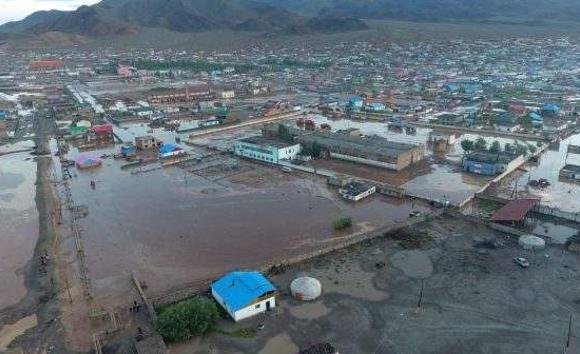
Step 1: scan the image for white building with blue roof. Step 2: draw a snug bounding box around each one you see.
[211,271,276,322]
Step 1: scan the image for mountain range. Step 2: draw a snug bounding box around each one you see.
[1,0,579,38]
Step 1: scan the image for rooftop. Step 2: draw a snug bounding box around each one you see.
[211,271,275,312]
[239,136,296,149]
[490,198,540,222]
[298,131,421,158]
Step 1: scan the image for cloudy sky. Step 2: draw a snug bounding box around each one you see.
[1,0,100,24]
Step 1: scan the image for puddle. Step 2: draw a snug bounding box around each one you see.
[258,333,298,354]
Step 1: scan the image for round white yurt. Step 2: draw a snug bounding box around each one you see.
[290,277,322,301]
[76,120,92,128]
[518,235,546,250]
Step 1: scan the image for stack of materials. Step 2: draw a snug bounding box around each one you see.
[75,154,102,169]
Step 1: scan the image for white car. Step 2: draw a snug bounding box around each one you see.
[513,257,530,268]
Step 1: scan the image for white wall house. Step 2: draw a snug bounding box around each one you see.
[234,136,301,164]
[211,271,276,322]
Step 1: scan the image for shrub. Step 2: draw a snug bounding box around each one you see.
[333,216,353,230]
[155,297,219,342]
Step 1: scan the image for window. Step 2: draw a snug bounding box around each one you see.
[255,304,261,309]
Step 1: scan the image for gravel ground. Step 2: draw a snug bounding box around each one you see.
[170,215,580,354]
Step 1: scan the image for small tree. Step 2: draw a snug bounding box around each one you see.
[461,139,474,154]
[155,297,219,343]
[278,124,293,142]
[474,137,487,151]
[528,144,537,155]
[333,216,353,230]
[489,140,502,153]
[515,143,528,156]
[504,143,514,154]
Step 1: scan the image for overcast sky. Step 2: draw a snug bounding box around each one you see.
[1,0,100,24]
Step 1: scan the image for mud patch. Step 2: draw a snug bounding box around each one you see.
[390,250,433,279]
[289,301,330,320]
[258,333,298,354]
[0,314,38,352]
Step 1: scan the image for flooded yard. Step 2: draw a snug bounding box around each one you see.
[63,146,430,301]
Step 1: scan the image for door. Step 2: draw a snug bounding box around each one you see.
[266,301,271,311]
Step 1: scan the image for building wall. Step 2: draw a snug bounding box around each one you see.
[331,152,401,170]
[220,91,235,99]
[233,296,276,322]
[396,148,425,169]
[234,141,300,163]
[212,289,275,322]
[277,144,301,161]
[234,141,278,163]
[463,160,498,175]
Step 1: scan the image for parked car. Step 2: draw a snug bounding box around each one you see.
[513,257,530,268]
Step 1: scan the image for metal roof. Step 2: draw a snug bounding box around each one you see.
[211,271,275,312]
[490,198,540,222]
[239,136,296,149]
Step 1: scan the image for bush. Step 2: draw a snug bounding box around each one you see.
[333,216,353,230]
[155,297,219,342]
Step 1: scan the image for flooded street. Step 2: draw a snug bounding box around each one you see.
[0,151,38,310]
[500,133,580,213]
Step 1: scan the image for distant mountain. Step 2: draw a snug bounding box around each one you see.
[0,0,367,38]
[256,0,580,22]
[2,0,578,41]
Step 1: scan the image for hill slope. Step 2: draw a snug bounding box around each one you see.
[0,0,367,37]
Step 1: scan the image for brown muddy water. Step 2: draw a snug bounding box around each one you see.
[509,133,580,213]
[64,146,430,299]
[0,151,38,310]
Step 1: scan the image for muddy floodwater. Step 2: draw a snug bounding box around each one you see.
[64,150,430,299]
[514,133,580,213]
[0,152,38,310]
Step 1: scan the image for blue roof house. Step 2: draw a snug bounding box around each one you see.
[543,104,560,114]
[346,96,363,109]
[211,271,276,322]
[529,112,543,126]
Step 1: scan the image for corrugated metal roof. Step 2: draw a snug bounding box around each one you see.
[212,271,275,312]
[490,198,539,222]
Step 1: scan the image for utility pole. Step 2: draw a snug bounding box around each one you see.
[563,314,573,354]
[416,279,424,311]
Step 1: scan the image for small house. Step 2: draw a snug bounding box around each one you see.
[91,124,114,139]
[529,112,543,126]
[463,152,522,176]
[135,136,162,150]
[339,181,376,201]
[211,271,276,322]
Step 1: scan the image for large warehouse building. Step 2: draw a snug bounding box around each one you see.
[295,131,425,171]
